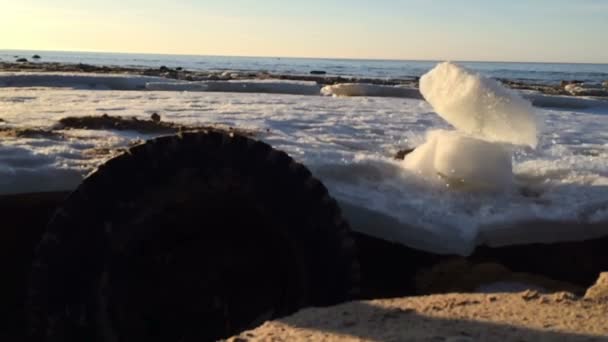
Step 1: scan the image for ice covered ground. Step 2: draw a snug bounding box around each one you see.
[1,74,608,255]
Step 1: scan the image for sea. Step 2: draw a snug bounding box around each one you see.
[2,49,608,86]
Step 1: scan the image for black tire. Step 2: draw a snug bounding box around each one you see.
[27,131,359,342]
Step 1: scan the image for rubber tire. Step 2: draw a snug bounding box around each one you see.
[27,131,359,342]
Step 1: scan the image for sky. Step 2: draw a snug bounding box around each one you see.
[1,0,607,63]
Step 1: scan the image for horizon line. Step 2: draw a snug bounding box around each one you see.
[1,47,607,66]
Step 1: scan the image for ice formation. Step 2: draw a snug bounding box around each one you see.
[404,62,538,191]
[419,62,538,147]
[321,83,422,99]
[0,72,171,90]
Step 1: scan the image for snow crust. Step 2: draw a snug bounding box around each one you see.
[420,62,538,147]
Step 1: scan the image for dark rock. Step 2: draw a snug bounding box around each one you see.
[150,113,161,122]
[159,65,170,72]
[77,63,96,72]
[32,55,41,59]
[0,126,63,139]
[142,69,161,76]
[15,58,28,63]
[56,114,257,136]
[394,148,415,160]
[175,67,183,71]
[0,118,5,123]
[310,70,327,75]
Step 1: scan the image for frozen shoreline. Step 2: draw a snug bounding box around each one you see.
[1,83,607,254]
[2,61,607,100]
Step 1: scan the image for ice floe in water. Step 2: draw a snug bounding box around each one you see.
[420,62,538,147]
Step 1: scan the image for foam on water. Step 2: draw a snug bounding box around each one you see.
[420,62,539,147]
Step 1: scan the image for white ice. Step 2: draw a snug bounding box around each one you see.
[147,80,322,95]
[1,77,608,255]
[420,62,538,147]
[402,130,513,191]
[321,83,422,99]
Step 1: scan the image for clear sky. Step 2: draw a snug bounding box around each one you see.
[2,0,607,63]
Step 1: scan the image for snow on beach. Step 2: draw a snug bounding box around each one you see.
[1,66,608,255]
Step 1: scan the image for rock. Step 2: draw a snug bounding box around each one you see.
[175,67,183,71]
[32,54,41,59]
[77,63,96,72]
[584,272,608,300]
[521,290,540,301]
[159,65,170,72]
[394,148,415,160]
[150,113,161,123]
[15,58,28,63]
[310,70,327,75]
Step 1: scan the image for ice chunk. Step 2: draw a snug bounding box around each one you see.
[420,62,538,147]
[147,80,322,95]
[403,130,513,191]
[0,72,171,90]
[522,92,608,111]
[321,83,422,99]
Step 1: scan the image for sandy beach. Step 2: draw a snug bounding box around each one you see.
[228,274,608,342]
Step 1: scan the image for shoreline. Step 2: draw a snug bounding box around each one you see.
[227,281,608,342]
[2,61,607,98]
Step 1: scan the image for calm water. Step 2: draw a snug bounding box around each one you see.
[2,50,608,85]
